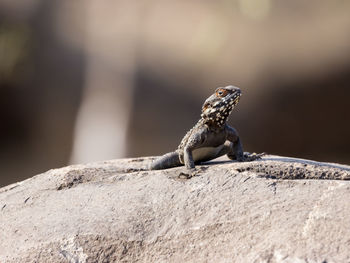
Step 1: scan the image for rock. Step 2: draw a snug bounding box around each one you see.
[0,155,350,262]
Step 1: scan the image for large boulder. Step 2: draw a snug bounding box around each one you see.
[1,156,350,262]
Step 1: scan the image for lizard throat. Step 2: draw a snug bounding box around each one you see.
[200,99,239,127]
[201,113,231,127]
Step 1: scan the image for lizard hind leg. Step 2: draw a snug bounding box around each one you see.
[149,151,182,170]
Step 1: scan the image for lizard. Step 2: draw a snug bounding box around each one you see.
[150,85,262,176]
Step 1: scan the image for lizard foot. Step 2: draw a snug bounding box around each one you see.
[178,168,198,179]
[238,152,265,162]
[178,172,192,179]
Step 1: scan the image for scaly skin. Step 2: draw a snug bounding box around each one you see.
[150,85,261,174]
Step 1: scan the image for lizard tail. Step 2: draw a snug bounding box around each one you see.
[150,151,182,170]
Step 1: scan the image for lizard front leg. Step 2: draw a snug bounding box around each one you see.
[226,125,263,161]
[184,146,195,170]
[183,133,204,173]
[225,125,244,161]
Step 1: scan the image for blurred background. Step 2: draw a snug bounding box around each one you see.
[1,0,350,187]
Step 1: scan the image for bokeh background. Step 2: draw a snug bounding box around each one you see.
[1,0,350,187]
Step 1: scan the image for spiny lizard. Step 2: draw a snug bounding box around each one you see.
[150,85,261,175]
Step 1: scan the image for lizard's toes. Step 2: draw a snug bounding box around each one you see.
[178,168,197,179]
[178,172,192,179]
[243,152,265,161]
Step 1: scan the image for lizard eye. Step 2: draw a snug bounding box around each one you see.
[216,88,228,98]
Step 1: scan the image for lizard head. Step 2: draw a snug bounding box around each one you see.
[201,85,241,126]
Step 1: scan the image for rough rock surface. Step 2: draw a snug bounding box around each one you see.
[1,155,350,262]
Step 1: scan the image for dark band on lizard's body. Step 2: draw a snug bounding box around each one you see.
[150,85,261,172]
